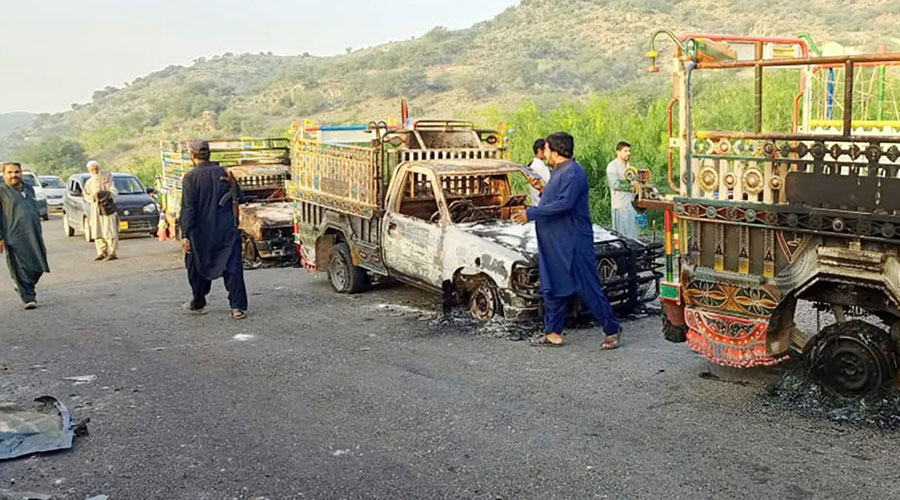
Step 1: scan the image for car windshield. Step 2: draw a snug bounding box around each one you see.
[114,176,144,194]
[40,177,65,188]
[22,175,36,187]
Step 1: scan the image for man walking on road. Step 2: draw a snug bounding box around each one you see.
[83,160,120,260]
[527,138,551,206]
[0,162,49,309]
[606,141,639,239]
[180,139,248,319]
[513,132,621,349]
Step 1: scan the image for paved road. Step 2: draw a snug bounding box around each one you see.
[1,215,898,500]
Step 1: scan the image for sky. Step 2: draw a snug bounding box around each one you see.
[0,0,519,114]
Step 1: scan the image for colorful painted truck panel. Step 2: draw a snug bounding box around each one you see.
[641,31,900,397]
[157,138,296,267]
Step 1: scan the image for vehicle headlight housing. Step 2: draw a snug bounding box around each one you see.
[35,191,45,200]
[142,202,158,214]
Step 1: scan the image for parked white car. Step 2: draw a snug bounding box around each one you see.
[39,175,66,213]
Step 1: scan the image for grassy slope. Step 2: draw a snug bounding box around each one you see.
[6,0,900,175]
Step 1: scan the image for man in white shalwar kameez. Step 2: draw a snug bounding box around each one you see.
[83,160,120,260]
[606,141,639,239]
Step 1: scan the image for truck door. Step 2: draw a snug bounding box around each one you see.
[382,169,445,287]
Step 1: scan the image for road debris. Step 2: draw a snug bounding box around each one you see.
[0,489,52,500]
[232,334,255,342]
[764,359,900,430]
[62,375,96,385]
[0,397,87,461]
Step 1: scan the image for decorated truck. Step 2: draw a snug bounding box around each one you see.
[289,119,662,322]
[157,138,296,268]
[641,31,900,396]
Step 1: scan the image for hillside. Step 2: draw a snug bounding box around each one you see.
[6,0,900,179]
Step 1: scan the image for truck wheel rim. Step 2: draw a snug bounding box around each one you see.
[331,256,348,289]
[814,336,885,397]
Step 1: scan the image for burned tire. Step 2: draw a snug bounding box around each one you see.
[468,279,500,322]
[241,232,262,270]
[328,242,369,294]
[662,312,688,343]
[808,320,899,398]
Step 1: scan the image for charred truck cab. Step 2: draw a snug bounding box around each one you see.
[290,119,661,322]
[158,138,296,268]
[642,31,900,396]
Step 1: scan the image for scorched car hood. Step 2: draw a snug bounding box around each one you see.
[454,219,627,261]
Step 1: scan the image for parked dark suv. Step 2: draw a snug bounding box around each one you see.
[62,173,158,240]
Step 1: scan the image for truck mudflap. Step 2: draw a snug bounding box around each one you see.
[684,307,785,367]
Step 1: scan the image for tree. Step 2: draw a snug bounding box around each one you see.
[14,136,87,177]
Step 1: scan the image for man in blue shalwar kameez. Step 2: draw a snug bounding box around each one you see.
[513,132,621,348]
[180,139,248,319]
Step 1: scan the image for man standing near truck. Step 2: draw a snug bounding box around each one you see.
[527,138,551,206]
[606,141,639,239]
[180,139,248,319]
[513,132,621,349]
[0,162,49,309]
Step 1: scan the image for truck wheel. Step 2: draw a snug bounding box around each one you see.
[82,216,93,242]
[469,279,499,322]
[808,320,899,398]
[328,242,369,293]
[63,212,74,237]
[662,312,688,343]
[241,232,262,270]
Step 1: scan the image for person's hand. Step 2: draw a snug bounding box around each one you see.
[527,175,546,193]
[630,180,641,192]
[511,207,529,225]
[0,240,4,254]
[93,194,99,203]
[181,239,191,254]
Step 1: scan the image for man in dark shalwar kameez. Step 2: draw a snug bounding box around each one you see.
[513,132,621,348]
[180,140,248,319]
[0,162,49,309]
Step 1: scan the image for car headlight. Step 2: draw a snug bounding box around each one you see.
[142,202,158,214]
[35,191,45,200]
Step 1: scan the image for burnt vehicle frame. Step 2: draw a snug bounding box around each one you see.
[291,118,661,322]
[158,138,296,268]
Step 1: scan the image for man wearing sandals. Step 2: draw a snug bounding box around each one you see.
[512,132,621,349]
[0,162,49,310]
[180,139,248,319]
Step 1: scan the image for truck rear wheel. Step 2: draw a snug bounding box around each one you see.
[328,242,369,294]
[808,320,899,398]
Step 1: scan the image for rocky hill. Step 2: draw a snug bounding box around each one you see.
[7,0,900,177]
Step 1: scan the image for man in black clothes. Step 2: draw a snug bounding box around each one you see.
[180,139,248,319]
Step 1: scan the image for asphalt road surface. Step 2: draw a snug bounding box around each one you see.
[1,215,898,500]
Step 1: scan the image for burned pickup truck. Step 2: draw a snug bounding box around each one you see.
[290,120,661,321]
[158,138,296,268]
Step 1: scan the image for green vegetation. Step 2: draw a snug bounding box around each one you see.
[14,136,87,179]
[3,0,897,200]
